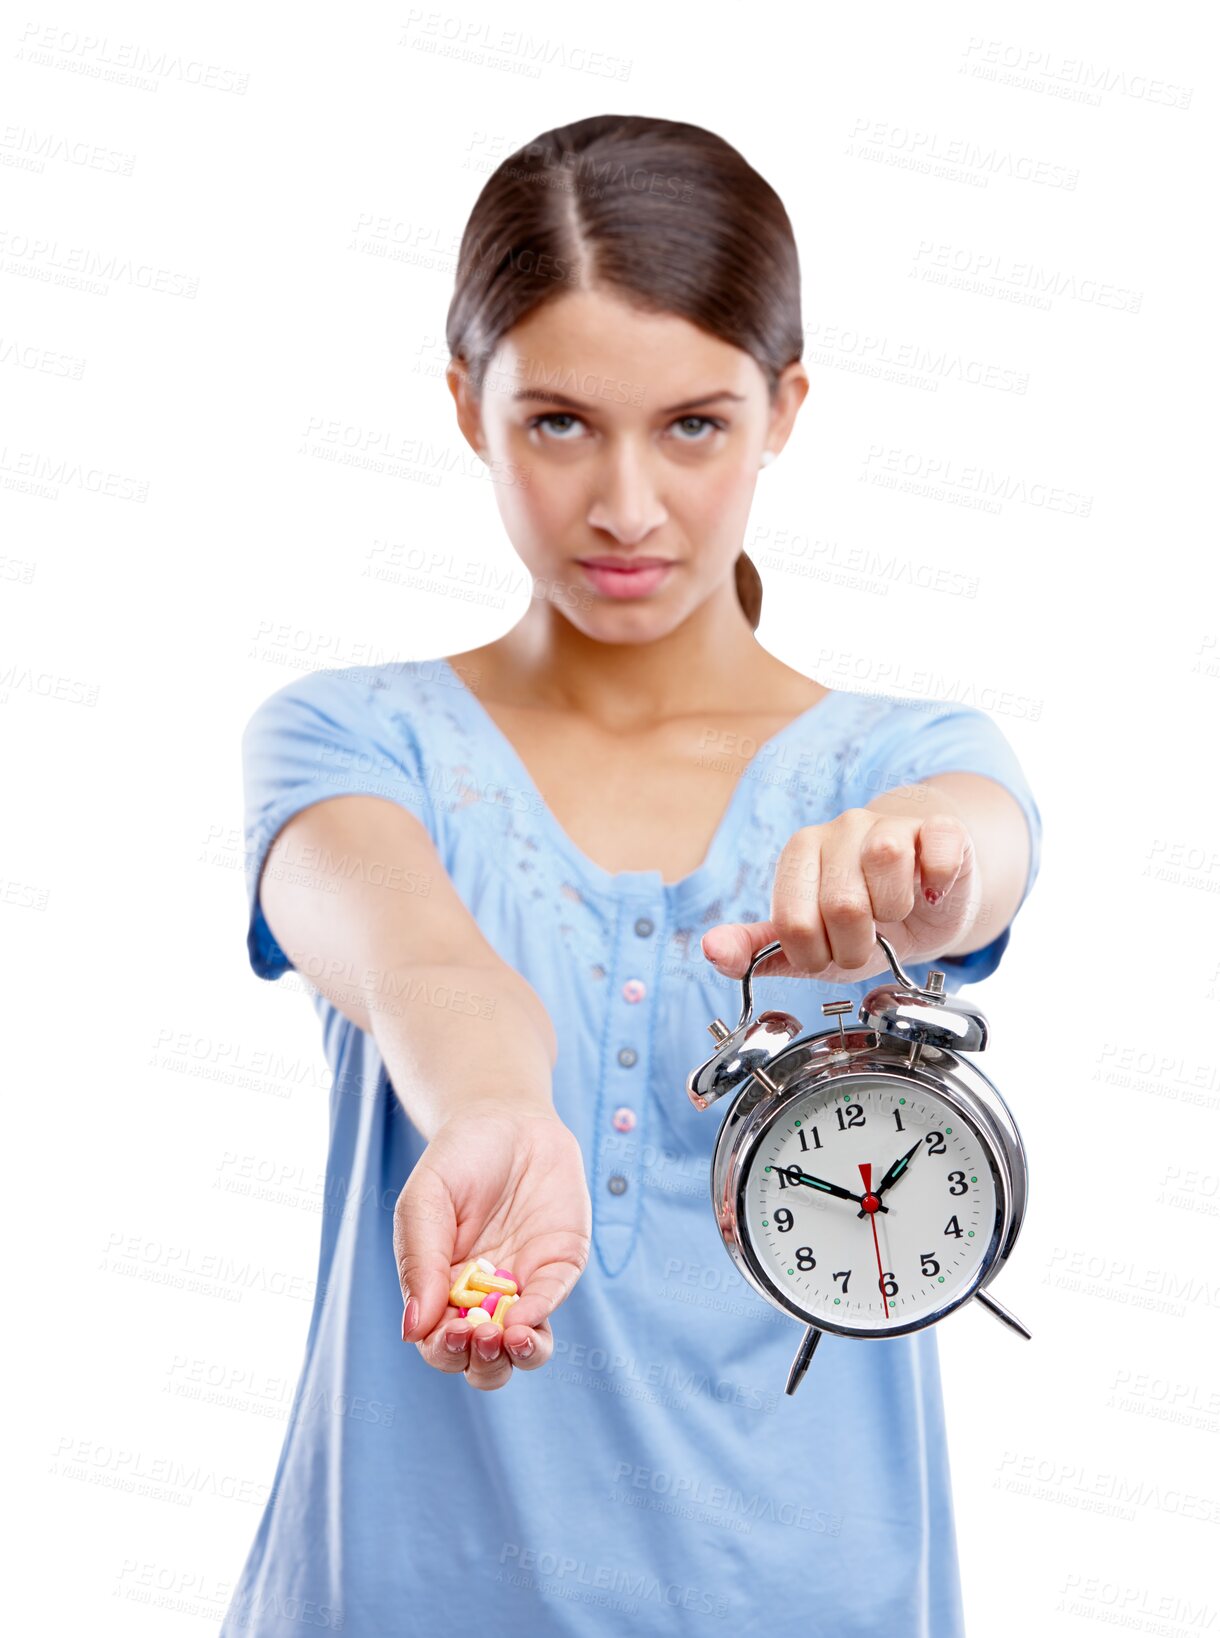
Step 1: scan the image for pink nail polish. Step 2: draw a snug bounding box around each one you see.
[925,888,941,905]
[402,1297,418,1339]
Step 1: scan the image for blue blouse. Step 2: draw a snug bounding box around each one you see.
[225,655,1042,1637]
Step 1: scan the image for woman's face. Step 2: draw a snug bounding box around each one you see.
[448,286,807,643]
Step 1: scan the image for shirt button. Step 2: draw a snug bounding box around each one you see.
[612,1106,636,1132]
[608,1174,628,1195]
[617,1046,638,1068]
[622,978,646,1003]
[634,916,654,938]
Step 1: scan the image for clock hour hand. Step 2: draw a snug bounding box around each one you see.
[782,1167,888,1213]
[857,1139,922,1216]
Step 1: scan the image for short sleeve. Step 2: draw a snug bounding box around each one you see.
[839,700,1043,987]
[241,667,439,981]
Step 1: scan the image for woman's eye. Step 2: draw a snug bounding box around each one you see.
[530,413,585,440]
[526,412,726,445]
[670,415,725,442]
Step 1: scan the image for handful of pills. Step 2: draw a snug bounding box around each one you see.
[448,1256,521,1329]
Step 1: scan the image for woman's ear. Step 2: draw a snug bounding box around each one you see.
[446,357,489,461]
[764,360,810,462]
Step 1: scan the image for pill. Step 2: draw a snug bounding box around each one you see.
[492,1292,519,1329]
[451,1286,487,1308]
[469,1273,518,1295]
[476,1257,497,1274]
[449,1261,482,1307]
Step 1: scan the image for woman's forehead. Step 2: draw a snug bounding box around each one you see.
[485,294,764,415]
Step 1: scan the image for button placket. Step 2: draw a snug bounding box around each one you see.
[594,897,662,1277]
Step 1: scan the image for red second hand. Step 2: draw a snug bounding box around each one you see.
[859,1162,887,1317]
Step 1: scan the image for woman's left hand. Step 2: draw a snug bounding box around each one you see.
[700,806,979,984]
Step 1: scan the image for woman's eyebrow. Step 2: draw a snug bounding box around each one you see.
[510,388,747,414]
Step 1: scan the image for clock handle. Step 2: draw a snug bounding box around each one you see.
[733,938,786,1029]
[874,931,952,1001]
[785,1323,824,1395]
[735,931,944,1032]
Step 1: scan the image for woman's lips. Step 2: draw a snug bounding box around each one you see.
[575,559,676,599]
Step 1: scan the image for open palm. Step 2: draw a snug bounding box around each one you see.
[394,1104,592,1375]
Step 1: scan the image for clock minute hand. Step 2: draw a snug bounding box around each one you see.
[857,1139,923,1216]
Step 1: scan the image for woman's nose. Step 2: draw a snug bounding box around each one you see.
[585,443,668,545]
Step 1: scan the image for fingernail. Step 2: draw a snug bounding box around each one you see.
[924,888,941,905]
[444,1327,469,1354]
[509,1337,534,1361]
[474,1331,500,1361]
[402,1297,419,1340]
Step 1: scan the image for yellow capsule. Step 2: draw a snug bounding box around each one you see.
[451,1287,488,1309]
[468,1273,519,1295]
[492,1292,519,1329]
[448,1261,482,1307]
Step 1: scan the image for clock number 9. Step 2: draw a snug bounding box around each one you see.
[774,1208,794,1233]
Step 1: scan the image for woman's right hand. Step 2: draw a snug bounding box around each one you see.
[393,1100,592,1391]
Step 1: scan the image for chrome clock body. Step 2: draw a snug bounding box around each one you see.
[686,934,1032,1395]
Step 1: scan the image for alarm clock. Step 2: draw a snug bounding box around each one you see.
[686,933,1032,1396]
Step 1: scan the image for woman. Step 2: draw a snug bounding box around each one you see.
[228,115,1041,1635]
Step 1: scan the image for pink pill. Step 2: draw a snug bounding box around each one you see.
[457,1307,468,1317]
[481,1293,500,1315]
[495,1268,517,1284]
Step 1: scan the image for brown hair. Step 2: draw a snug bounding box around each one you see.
[445,114,804,632]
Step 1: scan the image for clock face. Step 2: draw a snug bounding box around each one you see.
[740,1073,1000,1335]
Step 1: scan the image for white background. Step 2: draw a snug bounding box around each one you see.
[4,2,1217,1633]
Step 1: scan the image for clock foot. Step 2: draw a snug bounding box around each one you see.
[785,1324,824,1395]
[973,1287,1032,1340]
